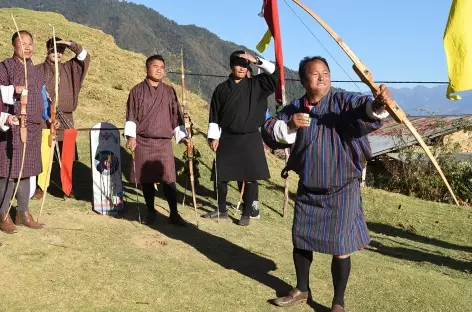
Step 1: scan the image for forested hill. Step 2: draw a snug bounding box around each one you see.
[1,0,319,111]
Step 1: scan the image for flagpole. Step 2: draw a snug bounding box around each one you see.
[258,0,290,217]
[282,87,290,218]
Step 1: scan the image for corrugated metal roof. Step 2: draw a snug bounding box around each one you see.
[386,152,472,163]
[368,115,472,157]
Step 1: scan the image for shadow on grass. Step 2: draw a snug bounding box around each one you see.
[116,203,329,310]
[121,146,214,202]
[367,240,472,273]
[367,222,472,254]
[42,160,93,203]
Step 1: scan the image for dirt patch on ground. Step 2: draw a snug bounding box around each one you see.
[133,232,169,249]
[41,233,65,245]
[443,130,472,152]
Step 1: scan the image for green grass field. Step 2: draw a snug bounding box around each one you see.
[0,8,470,312]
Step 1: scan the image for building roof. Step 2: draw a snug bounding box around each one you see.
[368,115,472,157]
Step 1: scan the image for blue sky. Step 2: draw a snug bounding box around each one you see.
[130,0,452,91]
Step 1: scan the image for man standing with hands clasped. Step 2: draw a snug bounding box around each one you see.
[125,54,189,226]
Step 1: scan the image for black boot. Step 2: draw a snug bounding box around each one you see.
[143,210,157,225]
[238,215,250,226]
[169,213,187,227]
[201,210,228,219]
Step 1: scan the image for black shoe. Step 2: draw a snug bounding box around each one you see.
[238,215,250,226]
[64,191,76,200]
[201,210,228,219]
[250,202,260,219]
[169,213,187,227]
[64,191,77,199]
[238,202,260,219]
[143,211,157,225]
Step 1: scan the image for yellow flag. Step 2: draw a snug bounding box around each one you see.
[256,29,272,53]
[443,0,472,100]
[37,129,52,191]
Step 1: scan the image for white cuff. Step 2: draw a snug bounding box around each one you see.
[273,120,297,144]
[256,57,276,74]
[366,101,389,120]
[124,121,136,138]
[174,125,188,143]
[0,85,15,105]
[0,112,11,132]
[77,49,88,61]
[207,122,221,140]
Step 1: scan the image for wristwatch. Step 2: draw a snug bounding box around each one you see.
[254,56,263,65]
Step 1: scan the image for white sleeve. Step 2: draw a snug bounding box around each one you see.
[366,101,389,120]
[207,122,221,140]
[273,120,297,144]
[29,176,36,198]
[0,85,15,105]
[0,112,11,132]
[174,125,188,143]
[256,57,276,74]
[124,121,136,138]
[77,48,88,61]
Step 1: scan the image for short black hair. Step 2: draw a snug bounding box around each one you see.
[11,30,33,45]
[298,56,330,82]
[146,54,165,68]
[230,50,249,68]
[46,36,63,51]
[230,50,245,59]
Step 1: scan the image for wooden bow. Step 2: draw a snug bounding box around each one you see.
[180,47,199,225]
[4,15,29,221]
[292,0,459,206]
[38,25,60,221]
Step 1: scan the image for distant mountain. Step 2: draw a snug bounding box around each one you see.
[0,0,317,113]
[380,85,472,116]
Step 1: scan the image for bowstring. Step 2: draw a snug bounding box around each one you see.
[282,0,364,94]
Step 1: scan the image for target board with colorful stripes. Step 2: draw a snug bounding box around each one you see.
[90,123,124,215]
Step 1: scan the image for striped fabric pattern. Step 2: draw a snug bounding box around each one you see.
[263,91,382,254]
[0,58,46,179]
[126,81,183,184]
[293,180,370,255]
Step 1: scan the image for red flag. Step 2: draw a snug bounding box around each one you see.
[259,0,286,105]
[60,129,78,196]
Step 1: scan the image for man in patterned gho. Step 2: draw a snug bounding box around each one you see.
[125,54,188,226]
[0,31,59,233]
[204,51,278,226]
[263,56,390,312]
[0,111,17,242]
[32,36,90,199]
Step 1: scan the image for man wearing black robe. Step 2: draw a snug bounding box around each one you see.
[203,51,278,226]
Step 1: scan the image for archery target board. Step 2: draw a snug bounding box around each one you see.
[90,123,124,215]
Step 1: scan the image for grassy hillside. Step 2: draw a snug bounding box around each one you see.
[0,9,470,312]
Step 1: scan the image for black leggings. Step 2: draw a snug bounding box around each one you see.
[237,181,259,201]
[293,247,351,308]
[142,182,178,215]
[216,181,257,216]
